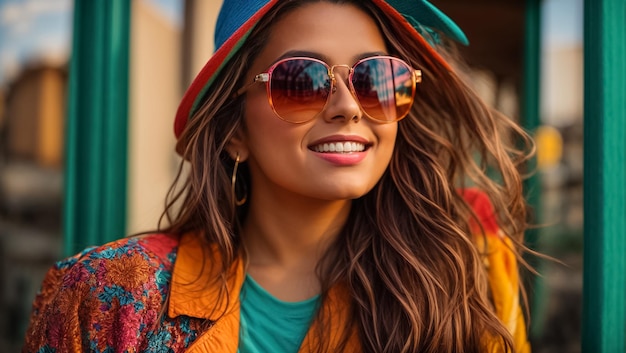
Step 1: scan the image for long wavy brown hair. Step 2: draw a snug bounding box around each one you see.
[161,0,534,352]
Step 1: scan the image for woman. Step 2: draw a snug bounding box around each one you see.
[23,0,533,352]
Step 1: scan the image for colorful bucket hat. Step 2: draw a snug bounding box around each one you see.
[174,0,468,139]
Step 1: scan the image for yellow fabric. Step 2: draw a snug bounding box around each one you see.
[475,232,531,353]
[171,231,529,352]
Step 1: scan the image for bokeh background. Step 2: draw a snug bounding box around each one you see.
[0,0,585,351]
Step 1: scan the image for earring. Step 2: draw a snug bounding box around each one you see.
[231,153,247,206]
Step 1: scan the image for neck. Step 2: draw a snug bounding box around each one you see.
[240,191,351,301]
[242,195,351,269]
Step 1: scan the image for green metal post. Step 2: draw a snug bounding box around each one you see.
[582,0,626,351]
[522,0,542,249]
[522,0,542,135]
[522,0,545,338]
[64,1,131,256]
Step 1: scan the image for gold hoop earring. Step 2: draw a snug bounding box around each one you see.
[231,153,247,206]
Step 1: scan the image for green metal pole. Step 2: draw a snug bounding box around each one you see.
[522,0,542,249]
[64,0,130,256]
[522,0,542,134]
[522,0,545,338]
[582,0,626,351]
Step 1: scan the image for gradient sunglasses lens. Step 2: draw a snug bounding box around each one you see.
[268,58,331,123]
[267,56,417,123]
[351,57,416,122]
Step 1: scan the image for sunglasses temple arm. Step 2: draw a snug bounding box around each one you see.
[233,73,270,98]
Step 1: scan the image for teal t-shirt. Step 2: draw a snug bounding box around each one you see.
[238,274,320,353]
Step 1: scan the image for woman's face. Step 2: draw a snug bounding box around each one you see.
[234,2,397,202]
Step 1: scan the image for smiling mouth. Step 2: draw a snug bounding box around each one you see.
[311,141,367,153]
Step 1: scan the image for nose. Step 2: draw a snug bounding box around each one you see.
[322,67,362,123]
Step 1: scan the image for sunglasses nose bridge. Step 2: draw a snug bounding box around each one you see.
[328,64,353,93]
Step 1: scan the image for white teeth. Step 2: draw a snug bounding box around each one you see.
[313,142,366,153]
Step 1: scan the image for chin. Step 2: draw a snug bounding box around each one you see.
[317,186,373,201]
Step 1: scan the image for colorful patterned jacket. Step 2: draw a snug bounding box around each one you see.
[23,189,530,352]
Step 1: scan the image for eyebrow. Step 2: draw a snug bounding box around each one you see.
[274,50,388,65]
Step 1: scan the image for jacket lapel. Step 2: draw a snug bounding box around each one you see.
[169,233,244,352]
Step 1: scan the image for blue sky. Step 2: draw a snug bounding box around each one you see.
[0,0,182,86]
[542,0,583,47]
[0,0,582,87]
[0,0,73,85]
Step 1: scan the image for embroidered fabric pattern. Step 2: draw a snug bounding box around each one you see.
[22,234,207,353]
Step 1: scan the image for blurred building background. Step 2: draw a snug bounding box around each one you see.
[0,0,583,351]
[0,1,72,350]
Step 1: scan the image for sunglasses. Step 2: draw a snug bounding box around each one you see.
[236,55,422,123]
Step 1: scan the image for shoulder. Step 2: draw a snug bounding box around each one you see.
[458,187,499,235]
[51,232,180,312]
[459,188,530,351]
[24,233,183,352]
[47,233,180,299]
[59,232,179,269]
[457,187,515,266]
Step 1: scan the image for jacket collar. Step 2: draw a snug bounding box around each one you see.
[168,232,244,320]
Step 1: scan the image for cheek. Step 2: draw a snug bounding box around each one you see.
[245,95,278,140]
[243,94,309,152]
[245,91,272,124]
[375,125,399,179]
[377,124,399,156]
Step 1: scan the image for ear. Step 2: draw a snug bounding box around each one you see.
[225,127,250,162]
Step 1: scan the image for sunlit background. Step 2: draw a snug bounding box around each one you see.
[0,0,583,352]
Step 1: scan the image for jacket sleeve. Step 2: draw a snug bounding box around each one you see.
[22,240,170,353]
[461,188,531,353]
[22,248,94,352]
